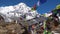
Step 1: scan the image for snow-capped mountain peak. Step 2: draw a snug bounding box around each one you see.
[0,3,39,22]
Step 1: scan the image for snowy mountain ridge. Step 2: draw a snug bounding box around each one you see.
[0,3,40,22]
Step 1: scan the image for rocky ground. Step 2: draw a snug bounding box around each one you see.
[51,25,60,34]
[0,21,25,34]
[0,20,60,34]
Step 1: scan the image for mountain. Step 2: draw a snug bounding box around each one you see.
[42,12,52,17]
[0,3,40,22]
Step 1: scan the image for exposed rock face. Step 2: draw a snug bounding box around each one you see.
[0,15,4,22]
[0,22,25,34]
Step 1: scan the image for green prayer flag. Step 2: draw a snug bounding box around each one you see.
[43,21,51,34]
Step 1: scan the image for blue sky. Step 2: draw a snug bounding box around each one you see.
[0,0,60,14]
